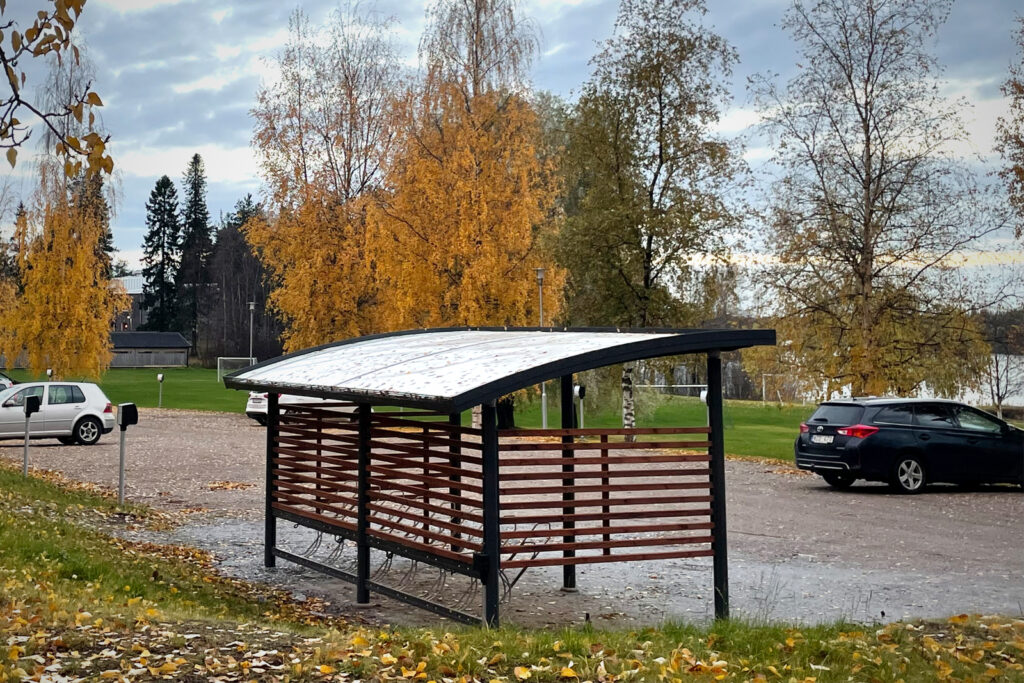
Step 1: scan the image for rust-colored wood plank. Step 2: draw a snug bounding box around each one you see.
[498,468,711,482]
[367,465,485,495]
[500,440,711,452]
[270,502,357,532]
[500,521,714,539]
[502,494,712,510]
[369,489,485,524]
[502,547,714,568]
[367,502,483,539]
[500,534,714,555]
[366,521,481,556]
[498,453,710,467]
[273,491,358,521]
[501,426,710,437]
[502,508,713,525]
[368,477,482,508]
[499,481,712,496]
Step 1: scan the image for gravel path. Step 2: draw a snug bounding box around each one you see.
[3,408,1022,627]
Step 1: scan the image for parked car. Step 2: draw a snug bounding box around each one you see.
[245,391,356,425]
[0,382,115,445]
[0,371,15,391]
[795,398,1024,493]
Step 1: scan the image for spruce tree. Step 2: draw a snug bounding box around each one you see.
[175,153,213,350]
[140,175,180,331]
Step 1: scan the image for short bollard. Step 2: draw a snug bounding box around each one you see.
[117,403,139,506]
[22,394,41,478]
[156,374,165,408]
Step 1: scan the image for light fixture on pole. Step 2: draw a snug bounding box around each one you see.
[248,301,256,363]
[535,268,547,429]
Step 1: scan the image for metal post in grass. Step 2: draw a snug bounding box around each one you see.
[117,404,139,507]
[157,373,164,408]
[707,351,729,620]
[22,394,40,477]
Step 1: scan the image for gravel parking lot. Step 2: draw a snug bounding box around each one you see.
[3,407,1022,626]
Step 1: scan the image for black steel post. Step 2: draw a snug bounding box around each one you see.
[560,374,576,591]
[481,402,500,626]
[356,403,372,604]
[449,412,463,553]
[707,351,729,619]
[264,392,279,568]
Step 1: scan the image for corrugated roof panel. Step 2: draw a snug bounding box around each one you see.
[225,327,776,411]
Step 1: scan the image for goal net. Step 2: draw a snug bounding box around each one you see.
[217,356,256,382]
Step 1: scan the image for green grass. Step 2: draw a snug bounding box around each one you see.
[8,366,248,413]
[3,462,1023,681]
[515,395,810,461]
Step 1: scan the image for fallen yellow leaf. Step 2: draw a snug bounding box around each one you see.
[514,666,532,680]
[560,666,578,678]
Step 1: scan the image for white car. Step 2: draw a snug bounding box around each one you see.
[0,382,115,445]
[0,371,15,390]
[245,391,357,425]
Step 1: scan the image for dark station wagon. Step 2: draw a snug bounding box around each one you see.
[795,398,1024,493]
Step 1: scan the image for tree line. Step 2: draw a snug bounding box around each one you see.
[3,0,1024,409]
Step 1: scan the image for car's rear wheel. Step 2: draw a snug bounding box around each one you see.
[891,455,926,494]
[821,472,855,490]
[74,417,102,446]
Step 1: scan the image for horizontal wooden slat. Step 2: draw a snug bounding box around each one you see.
[502,547,713,568]
[370,451,481,480]
[501,534,714,555]
[368,465,484,495]
[273,491,358,521]
[274,480,357,507]
[373,414,481,437]
[274,448,358,469]
[498,467,710,482]
[367,503,482,540]
[501,521,714,539]
[368,478,482,508]
[502,508,712,525]
[369,430,484,457]
[500,440,711,452]
[271,502,357,533]
[499,453,709,467]
[366,527,477,562]
[501,494,712,510]
[500,480,711,496]
[273,460,358,484]
[275,436,358,458]
[501,426,710,437]
[370,489,484,523]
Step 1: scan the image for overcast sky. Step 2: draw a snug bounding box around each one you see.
[4,0,1022,269]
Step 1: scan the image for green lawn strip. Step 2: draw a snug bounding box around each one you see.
[3,464,1024,682]
[7,367,249,414]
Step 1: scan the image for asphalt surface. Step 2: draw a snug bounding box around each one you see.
[3,408,1022,626]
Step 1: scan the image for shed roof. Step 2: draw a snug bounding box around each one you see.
[112,331,191,349]
[224,327,775,412]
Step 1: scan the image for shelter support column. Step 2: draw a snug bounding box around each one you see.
[356,403,372,604]
[560,375,576,591]
[707,352,729,619]
[481,403,500,626]
[449,412,463,553]
[264,392,279,568]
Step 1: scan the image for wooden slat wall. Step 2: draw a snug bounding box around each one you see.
[272,408,713,573]
[498,427,714,569]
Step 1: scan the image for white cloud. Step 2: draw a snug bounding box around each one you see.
[115,144,260,186]
[713,107,763,135]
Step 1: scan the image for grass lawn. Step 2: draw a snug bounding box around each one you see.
[2,462,1023,682]
[8,366,249,414]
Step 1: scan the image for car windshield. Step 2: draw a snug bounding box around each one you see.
[0,386,15,403]
[809,404,863,425]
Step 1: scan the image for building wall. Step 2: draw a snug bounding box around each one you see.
[110,349,188,367]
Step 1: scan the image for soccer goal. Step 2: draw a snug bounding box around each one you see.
[217,356,256,382]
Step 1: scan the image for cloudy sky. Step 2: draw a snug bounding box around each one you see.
[5,0,1022,269]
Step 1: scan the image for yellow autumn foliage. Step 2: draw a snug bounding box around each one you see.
[372,81,563,330]
[0,172,129,379]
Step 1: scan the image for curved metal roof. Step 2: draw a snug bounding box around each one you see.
[224,327,775,412]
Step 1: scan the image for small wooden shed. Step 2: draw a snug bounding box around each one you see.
[111,332,191,367]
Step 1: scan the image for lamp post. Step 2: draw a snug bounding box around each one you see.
[248,301,256,362]
[535,268,547,429]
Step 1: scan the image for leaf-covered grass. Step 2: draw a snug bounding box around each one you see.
[8,366,248,413]
[4,462,1024,681]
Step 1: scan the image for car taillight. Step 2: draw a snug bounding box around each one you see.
[837,424,878,439]
[103,402,113,414]
[799,423,809,433]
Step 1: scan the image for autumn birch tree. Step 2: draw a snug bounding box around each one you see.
[0,168,128,378]
[998,18,1024,234]
[751,0,1000,397]
[247,5,402,351]
[371,0,561,329]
